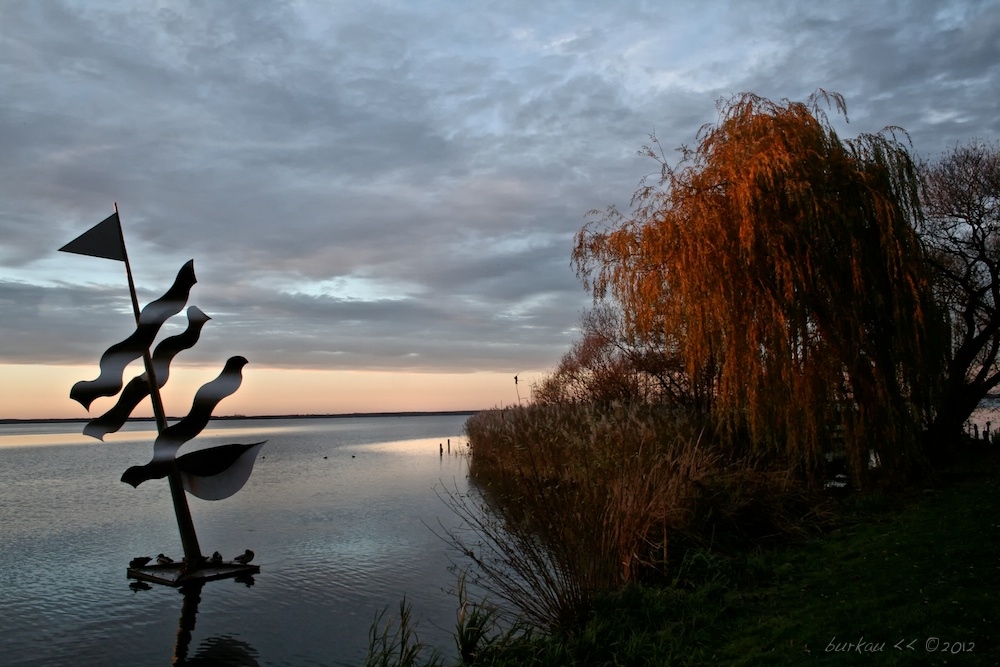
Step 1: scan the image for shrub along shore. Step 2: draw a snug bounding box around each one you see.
[366,403,998,666]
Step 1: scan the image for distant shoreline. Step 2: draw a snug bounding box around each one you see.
[0,409,480,425]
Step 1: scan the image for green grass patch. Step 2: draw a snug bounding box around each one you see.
[703,469,999,665]
[468,459,1000,666]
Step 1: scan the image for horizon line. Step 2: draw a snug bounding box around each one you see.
[0,409,484,425]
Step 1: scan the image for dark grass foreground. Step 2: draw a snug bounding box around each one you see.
[467,456,999,665]
[719,467,999,665]
[366,439,999,666]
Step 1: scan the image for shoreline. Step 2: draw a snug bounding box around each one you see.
[0,409,480,425]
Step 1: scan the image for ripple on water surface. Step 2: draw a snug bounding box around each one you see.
[0,415,474,666]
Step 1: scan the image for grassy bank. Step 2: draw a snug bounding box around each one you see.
[367,406,998,665]
[464,452,998,665]
[711,473,998,664]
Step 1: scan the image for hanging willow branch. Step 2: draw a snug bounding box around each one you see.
[574,91,947,487]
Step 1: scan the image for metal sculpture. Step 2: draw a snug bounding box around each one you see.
[60,205,264,585]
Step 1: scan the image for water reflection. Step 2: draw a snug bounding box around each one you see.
[173,583,204,665]
[182,636,260,667]
[0,415,473,664]
[127,579,262,667]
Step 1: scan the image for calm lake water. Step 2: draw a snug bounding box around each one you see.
[0,414,477,666]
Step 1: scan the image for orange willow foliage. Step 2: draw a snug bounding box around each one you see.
[573,92,945,486]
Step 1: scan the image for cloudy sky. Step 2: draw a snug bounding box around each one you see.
[1,0,998,419]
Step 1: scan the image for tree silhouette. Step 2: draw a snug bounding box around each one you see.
[919,140,1000,450]
[533,304,687,406]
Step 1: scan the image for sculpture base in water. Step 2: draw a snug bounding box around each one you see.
[127,561,259,587]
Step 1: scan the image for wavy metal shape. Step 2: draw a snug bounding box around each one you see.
[83,306,211,440]
[179,441,266,501]
[120,356,249,488]
[120,440,264,492]
[71,260,197,410]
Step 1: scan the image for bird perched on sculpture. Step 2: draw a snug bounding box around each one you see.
[233,549,254,565]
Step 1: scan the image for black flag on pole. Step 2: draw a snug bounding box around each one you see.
[59,212,126,261]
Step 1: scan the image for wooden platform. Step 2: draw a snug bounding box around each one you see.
[127,561,260,587]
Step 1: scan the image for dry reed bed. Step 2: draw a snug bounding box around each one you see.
[451,403,821,632]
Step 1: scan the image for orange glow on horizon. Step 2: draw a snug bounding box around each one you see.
[0,364,543,420]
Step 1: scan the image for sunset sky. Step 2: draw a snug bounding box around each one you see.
[2,1,998,419]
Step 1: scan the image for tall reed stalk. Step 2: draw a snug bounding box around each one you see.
[364,598,442,667]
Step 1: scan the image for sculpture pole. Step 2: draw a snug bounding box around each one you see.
[115,203,203,565]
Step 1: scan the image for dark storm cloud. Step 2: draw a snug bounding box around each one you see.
[1,0,997,373]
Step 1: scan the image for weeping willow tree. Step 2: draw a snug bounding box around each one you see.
[574,92,945,487]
